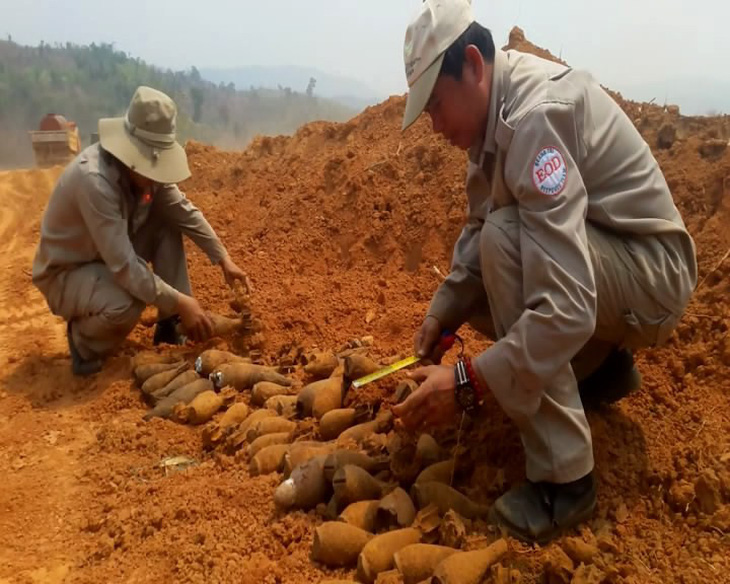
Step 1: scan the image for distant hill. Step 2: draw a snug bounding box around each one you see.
[0,40,357,168]
[200,65,384,113]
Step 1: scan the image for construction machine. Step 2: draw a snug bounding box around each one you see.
[29,114,80,167]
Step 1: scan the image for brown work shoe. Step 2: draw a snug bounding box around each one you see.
[489,471,596,545]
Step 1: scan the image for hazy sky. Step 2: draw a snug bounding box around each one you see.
[2,0,728,113]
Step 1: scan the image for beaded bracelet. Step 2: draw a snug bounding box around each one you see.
[464,358,486,402]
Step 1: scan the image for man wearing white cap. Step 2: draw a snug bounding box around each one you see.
[32,86,249,376]
[393,1,696,543]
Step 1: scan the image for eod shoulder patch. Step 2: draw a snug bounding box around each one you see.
[532,146,567,196]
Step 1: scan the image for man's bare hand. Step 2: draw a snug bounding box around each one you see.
[220,256,253,293]
[177,293,214,342]
[392,365,458,430]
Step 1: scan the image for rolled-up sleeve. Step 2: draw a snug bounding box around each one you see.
[154,184,227,265]
[474,103,597,414]
[75,174,179,313]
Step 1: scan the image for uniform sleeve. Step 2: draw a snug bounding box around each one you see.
[427,217,486,331]
[154,184,228,264]
[427,160,492,331]
[75,174,179,314]
[473,102,597,413]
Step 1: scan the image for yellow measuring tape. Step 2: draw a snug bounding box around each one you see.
[350,333,462,390]
[351,354,421,389]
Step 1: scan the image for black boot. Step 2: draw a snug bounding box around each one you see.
[66,321,103,377]
[153,315,187,346]
[578,348,641,410]
[489,471,597,545]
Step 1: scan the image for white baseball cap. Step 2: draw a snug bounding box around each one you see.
[402,0,475,131]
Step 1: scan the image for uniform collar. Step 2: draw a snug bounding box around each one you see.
[469,50,510,164]
[102,146,159,201]
[98,145,131,193]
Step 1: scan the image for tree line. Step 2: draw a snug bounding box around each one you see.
[0,39,356,167]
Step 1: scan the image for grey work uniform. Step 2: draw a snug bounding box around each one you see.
[428,50,697,483]
[32,144,227,360]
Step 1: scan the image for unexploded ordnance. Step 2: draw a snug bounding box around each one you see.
[375,487,416,531]
[414,460,455,486]
[311,522,373,567]
[251,381,292,406]
[246,416,297,443]
[343,354,380,381]
[303,351,339,379]
[274,455,330,510]
[249,443,289,476]
[410,482,489,519]
[150,370,200,403]
[201,402,250,449]
[319,408,356,440]
[194,349,250,376]
[265,394,298,418]
[297,376,344,419]
[211,362,291,390]
[338,500,379,533]
[131,351,177,371]
[140,362,188,395]
[248,432,292,458]
[415,434,442,467]
[336,410,393,446]
[174,390,224,424]
[356,528,421,584]
[431,539,508,584]
[323,450,389,483]
[144,378,213,421]
[135,360,184,385]
[281,441,336,477]
[393,544,458,584]
[332,465,387,509]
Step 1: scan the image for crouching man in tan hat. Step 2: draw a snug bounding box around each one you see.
[392,1,697,544]
[32,86,249,376]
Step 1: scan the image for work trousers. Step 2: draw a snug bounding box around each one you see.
[42,221,191,360]
[469,206,681,483]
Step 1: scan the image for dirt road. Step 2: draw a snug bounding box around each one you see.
[0,169,335,584]
[0,167,91,584]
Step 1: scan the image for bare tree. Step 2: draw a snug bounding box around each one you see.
[306,77,316,98]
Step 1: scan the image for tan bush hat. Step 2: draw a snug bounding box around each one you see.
[402,0,475,131]
[98,86,191,184]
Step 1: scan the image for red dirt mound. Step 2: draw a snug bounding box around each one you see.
[0,29,728,584]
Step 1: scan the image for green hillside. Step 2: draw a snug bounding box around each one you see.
[0,39,357,168]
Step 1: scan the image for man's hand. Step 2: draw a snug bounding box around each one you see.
[414,315,445,364]
[176,293,214,342]
[220,255,253,293]
[392,365,458,430]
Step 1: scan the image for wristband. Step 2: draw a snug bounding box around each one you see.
[464,358,485,402]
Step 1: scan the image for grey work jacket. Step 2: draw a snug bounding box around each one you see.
[428,50,697,414]
[32,144,227,315]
